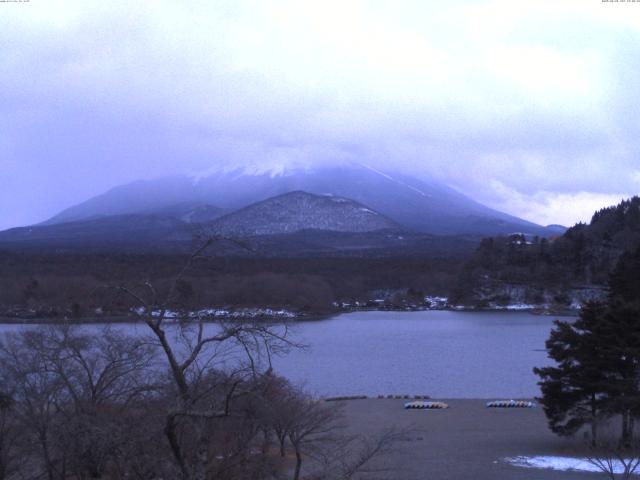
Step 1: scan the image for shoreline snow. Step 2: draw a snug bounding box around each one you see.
[504,455,640,475]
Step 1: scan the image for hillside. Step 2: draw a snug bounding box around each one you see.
[208,191,399,237]
[451,196,640,307]
[0,214,195,252]
[150,201,227,223]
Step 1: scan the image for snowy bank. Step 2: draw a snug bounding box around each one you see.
[504,455,640,475]
[132,307,298,320]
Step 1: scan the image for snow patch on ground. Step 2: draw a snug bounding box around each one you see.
[498,303,536,311]
[424,296,448,309]
[133,307,297,320]
[504,455,640,475]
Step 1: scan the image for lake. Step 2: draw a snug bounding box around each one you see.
[0,310,567,399]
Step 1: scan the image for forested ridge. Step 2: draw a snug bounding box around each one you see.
[451,196,640,306]
[0,254,459,319]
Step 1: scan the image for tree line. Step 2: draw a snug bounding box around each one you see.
[0,251,458,319]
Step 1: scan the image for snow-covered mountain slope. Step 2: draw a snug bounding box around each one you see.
[44,163,553,236]
[208,191,399,237]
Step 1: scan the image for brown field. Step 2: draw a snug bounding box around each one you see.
[337,399,601,480]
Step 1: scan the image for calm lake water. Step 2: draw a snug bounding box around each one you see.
[0,310,567,398]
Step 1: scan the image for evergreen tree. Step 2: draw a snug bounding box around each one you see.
[608,245,640,304]
[0,392,12,410]
[534,301,610,445]
[599,302,640,445]
[602,245,640,445]
[535,245,640,445]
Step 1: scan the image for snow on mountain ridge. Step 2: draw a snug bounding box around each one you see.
[190,159,327,182]
[190,161,440,204]
[360,163,432,199]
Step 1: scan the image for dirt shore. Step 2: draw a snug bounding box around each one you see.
[337,399,601,480]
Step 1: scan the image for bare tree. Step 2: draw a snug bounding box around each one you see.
[282,393,408,480]
[46,325,157,479]
[0,325,159,480]
[29,325,157,411]
[116,238,301,480]
[586,427,640,480]
[0,392,24,480]
[315,428,409,480]
[0,330,67,480]
[261,374,301,458]
[275,393,343,480]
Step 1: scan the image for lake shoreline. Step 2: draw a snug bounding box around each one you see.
[0,304,578,324]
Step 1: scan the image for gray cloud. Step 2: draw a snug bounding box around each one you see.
[1,0,639,229]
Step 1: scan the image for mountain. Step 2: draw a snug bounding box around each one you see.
[44,163,554,236]
[208,191,399,237]
[44,176,198,224]
[0,191,477,257]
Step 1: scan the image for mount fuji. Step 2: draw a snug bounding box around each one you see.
[43,163,555,237]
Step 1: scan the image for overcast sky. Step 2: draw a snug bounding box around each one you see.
[1,0,639,230]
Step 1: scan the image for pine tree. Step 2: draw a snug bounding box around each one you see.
[608,245,640,304]
[534,301,610,445]
[601,245,640,445]
[535,245,640,446]
[599,302,640,446]
[0,392,12,410]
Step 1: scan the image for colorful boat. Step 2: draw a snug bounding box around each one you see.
[486,400,535,408]
[404,401,448,409]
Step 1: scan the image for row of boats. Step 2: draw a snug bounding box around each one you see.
[404,400,536,409]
